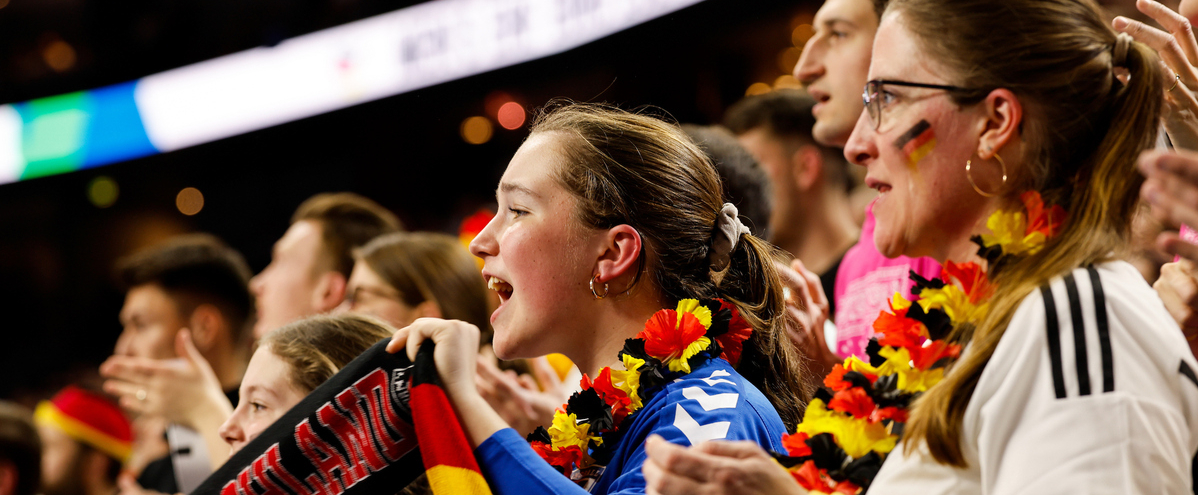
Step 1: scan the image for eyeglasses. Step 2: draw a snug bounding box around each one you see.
[862,79,972,130]
[344,285,405,307]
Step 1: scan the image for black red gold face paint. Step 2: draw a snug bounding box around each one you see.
[894,120,935,168]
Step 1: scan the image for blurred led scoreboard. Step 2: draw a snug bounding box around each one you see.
[0,0,704,185]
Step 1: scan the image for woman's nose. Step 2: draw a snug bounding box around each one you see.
[844,111,878,166]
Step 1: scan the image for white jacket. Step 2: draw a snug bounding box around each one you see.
[871,261,1198,494]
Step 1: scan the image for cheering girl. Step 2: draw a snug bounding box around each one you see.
[387,103,808,493]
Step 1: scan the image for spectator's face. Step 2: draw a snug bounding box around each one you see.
[469,132,599,361]
[115,284,185,359]
[339,262,423,329]
[37,425,85,495]
[250,220,327,339]
[218,346,306,455]
[794,0,878,147]
[843,13,989,260]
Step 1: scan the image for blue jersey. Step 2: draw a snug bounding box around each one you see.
[475,358,788,494]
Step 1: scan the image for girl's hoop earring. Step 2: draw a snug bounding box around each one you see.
[965,153,1008,198]
[590,275,609,299]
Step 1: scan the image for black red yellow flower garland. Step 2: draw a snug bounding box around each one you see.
[775,191,1066,494]
[527,298,753,479]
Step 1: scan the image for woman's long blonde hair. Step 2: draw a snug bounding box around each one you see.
[890,0,1163,466]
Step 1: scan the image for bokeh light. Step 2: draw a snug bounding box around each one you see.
[42,37,77,73]
[461,116,494,144]
[87,176,118,208]
[485,91,514,118]
[774,75,801,90]
[497,102,526,130]
[745,82,772,96]
[789,13,814,31]
[176,187,204,215]
[792,23,814,47]
[777,47,802,74]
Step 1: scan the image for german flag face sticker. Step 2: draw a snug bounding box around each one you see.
[894,120,935,168]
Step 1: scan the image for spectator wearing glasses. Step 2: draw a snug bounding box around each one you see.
[340,231,565,438]
[339,231,489,334]
[645,0,1198,492]
[789,0,943,378]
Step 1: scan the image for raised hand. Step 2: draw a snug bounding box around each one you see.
[777,259,839,380]
[1139,149,1198,260]
[101,329,233,468]
[475,353,561,437]
[1115,0,1198,151]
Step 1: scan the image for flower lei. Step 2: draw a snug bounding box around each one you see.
[776,191,1065,494]
[526,298,753,479]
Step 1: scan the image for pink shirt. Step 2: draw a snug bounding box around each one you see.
[833,202,941,359]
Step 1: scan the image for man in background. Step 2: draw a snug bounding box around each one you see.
[101,234,254,492]
[34,387,129,495]
[681,124,774,239]
[724,90,859,318]
[251,192,403,338]
[790,0,941,377]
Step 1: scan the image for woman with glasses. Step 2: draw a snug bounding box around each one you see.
[340,231,490,332]
[641,0,1198,493]
[340,231,567,438]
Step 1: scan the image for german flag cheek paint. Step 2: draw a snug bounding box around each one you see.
[894,119,936,168]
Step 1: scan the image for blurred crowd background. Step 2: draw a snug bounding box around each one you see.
[0,0,1170,406]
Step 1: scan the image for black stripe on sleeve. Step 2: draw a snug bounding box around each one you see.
[1085,266,1114,393]
[1063,273,1092,396]
[1041,284,1067,399]
[1181,360,1198,389]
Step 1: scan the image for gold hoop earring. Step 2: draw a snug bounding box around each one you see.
[965,153,1008,198]
[590,275,609,299]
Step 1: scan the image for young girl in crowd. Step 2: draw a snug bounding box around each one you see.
[642,0,1198,493]
[218,314,392,452]
[387,103,810,493]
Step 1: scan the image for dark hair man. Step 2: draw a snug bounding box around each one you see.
[101,234,254,493]
[788,0,941,379]
[681,124,773,239]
